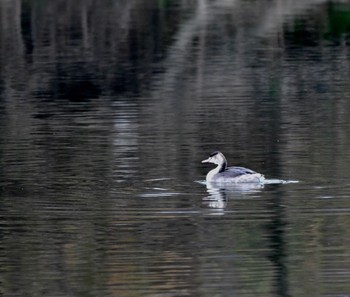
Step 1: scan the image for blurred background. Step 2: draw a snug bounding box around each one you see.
[1,1,350,296]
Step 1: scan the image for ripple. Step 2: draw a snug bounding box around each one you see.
[139,192,182,198]
[263,179,300,184]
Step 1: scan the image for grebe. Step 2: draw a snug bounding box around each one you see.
[202,151,264,183]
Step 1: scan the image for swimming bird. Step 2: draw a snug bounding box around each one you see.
[201,151,264,183]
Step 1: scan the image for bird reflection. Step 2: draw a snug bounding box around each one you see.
[202,182,264,210]
[202,186,228,209]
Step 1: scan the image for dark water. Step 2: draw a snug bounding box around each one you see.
[1,1,350,296]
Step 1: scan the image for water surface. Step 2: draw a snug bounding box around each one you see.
[1,1,350,296]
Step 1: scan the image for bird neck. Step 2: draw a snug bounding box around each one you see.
[218,160,227,173]
[206,162,227,181]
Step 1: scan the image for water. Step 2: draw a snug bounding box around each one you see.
[1,0,350,296]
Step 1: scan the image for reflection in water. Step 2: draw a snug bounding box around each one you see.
[112,101,139,182]
[202,188,227,210]
[201,180,298,210]
[202,182,264,210]
[266,189,289,297]
[1,0,350,296]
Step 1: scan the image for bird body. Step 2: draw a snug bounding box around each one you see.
[202,151,264,183]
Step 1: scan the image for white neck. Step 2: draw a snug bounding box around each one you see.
[206,165,221,181]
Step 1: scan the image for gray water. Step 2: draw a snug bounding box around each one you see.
[1,1,350,296]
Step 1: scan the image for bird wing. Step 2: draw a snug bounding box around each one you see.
[223,166,258,178]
